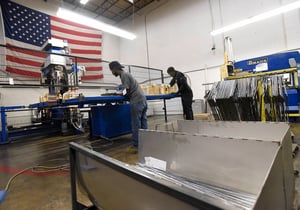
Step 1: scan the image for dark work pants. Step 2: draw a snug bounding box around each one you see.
[181,96,194,120]
[130,100,148,147]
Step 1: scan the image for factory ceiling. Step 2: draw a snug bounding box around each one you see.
[62,0,156,23]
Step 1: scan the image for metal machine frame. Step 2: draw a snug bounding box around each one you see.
[0,94,177,144]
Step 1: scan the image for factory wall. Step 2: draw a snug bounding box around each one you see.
[119,0,300,100]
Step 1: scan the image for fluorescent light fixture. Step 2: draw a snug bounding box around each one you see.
[211,0,300,36]
[56,8,137,40]
[80,0,89,4]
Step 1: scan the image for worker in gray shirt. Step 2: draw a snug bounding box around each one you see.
[109,61,148,151]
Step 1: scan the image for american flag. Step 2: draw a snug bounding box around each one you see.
[0,0,103,80]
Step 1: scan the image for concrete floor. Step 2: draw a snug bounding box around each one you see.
[0,115,300,210]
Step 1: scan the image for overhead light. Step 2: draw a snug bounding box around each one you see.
[127,0,134,3]
[56,8,137,40]
[80,0,89,4]
[211,0,300,36]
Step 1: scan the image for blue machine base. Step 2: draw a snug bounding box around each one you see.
[90,104,131,139]
[285,89,300,113]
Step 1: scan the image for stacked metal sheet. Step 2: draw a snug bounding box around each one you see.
[206,76,285,121]
[206,80,239,121]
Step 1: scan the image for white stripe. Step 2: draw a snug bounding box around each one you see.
[51,19,102,35]
[75,62,101,67]
[6,50,45,61]
[84,72,103,76]
[51,30,101,43]
[67,43,101,51]
[71,53,101,59]
[6,60,41,72]
[6,38,43,50]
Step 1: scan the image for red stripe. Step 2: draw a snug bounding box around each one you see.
[7,67,40,77]
[71,58,101,63]
[86,66,103,71]
[0,165,69,176]
[6,55,43,68]
[82,74,104,80]
[51,25,101,39]
[71,49,101,55]
[52,35,101,47]
[51,16,102,33]
[6,44,46,58]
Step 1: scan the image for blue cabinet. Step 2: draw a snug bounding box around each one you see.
[90,104,131,138]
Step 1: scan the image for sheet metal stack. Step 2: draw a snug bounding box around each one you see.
[206,76,285,121]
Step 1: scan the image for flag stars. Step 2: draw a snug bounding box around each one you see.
[4,2,51,47]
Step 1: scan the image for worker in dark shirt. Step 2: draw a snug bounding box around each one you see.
[109,61,148,151]
[167,67,194,120]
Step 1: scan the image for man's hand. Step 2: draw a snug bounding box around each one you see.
[115,89,127,96]
[115,90,123,95]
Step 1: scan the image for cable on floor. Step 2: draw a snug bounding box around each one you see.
[0,159,70,204]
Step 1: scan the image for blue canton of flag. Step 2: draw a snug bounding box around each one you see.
[2,0,51,47]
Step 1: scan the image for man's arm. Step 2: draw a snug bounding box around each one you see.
[120,73,132,96]
[169,78,176,87]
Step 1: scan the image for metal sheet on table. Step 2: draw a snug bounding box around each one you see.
[74,147,227,210]
[177,120,290,142]
[138,130,280,196]
[176,120,294,210]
